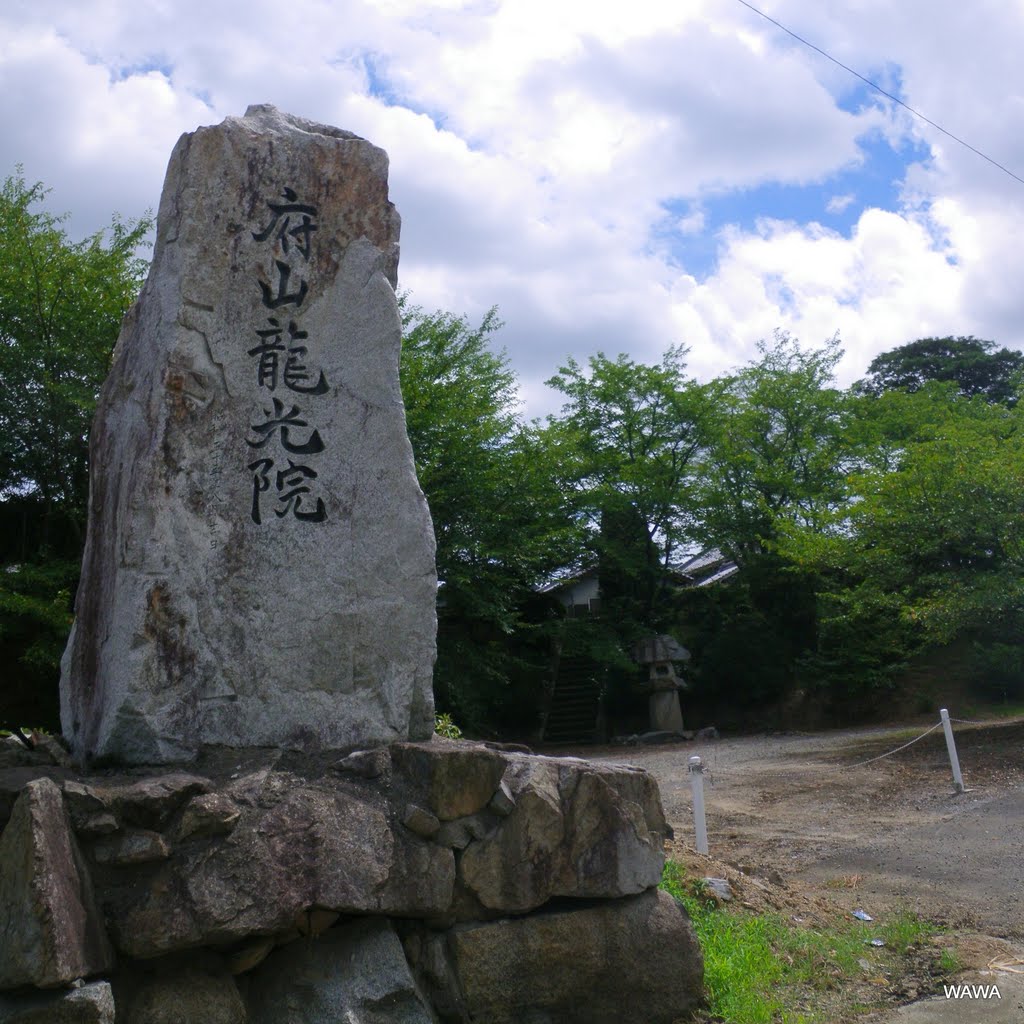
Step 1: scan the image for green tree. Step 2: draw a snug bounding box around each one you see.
[781,383,1024,709]
[859,336,1024,405]
[0,170,151,538]
[795,386,1024,640]
[687,333,854,715]
[0,171,151,733]
[697,332,853,562]
[400,300,574,732]
[545,347,712,631]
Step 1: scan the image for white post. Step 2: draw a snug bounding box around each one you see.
[687,754,709,855]
[939,708,965,794]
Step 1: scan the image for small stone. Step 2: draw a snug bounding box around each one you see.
[227,936,276,975]
[488,780,515,817]
[176,792,241,840]
[76,813,119,838]
[61,780,109,829]
[703,877,733,902]
[435,819,475,850]
[92,829,171,865]
[391,742,507,820]
[464,812,495,840]
[107,773,213,829]
[0,980,114,1023]
[30,734,74,768]
[402,803,440,838]
[333,747,392,780]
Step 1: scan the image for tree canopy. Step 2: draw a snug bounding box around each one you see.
[400,299,575,730]
[0,171,150,733]
[859,336,1024,405]
[5,169,1024,736]
[0,170,151,540]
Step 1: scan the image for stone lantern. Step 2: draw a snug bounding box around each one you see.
[632,635,690,733]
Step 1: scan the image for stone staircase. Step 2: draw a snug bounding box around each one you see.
[541,656,605,744]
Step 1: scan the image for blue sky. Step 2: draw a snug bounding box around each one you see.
[1,0,1022,415]
[665,128,934,282]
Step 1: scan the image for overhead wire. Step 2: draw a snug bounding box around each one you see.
[734,0,1024,188]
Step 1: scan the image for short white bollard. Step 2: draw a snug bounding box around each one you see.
[939,708,965,794]
[687,754,709,855]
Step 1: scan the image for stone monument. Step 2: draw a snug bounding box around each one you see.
[60,105,437,764]
[7,109,706,1022]
[633,634,690,733]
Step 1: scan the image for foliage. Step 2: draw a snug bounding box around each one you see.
[859,335,1024,405]
[785,387,1024,640]
[545,347,712,659]
[0,559,78,732]
[400,299,574,733]
[546,347,710,577]
[544,349,715,717]
[660,860,946,1024]
[0,171,150,734]
[433,712,462,739]
[0,170,151,535]
[676,579,796,725]
[681,334,853,711]
[777,383,1024,709]
[697,331,853,562]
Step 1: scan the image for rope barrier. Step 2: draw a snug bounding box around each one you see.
[660,706,1010,792]
[694,717,954,785]
[839,721,944,769]
[673,708,998,852]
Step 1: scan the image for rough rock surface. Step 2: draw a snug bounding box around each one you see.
[444,889,704,1024]
[123,967,245,1024]
[0,739,701,1019]
[245,918,435,1024]
[0,779,113,989]
[457,753,666,913]
[0,981,115,1023]
[105,772,455,958]
[60,104,436,765]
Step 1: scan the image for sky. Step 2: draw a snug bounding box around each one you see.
[2,0,1023,417]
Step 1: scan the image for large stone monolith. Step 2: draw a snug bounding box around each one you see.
[60,105,437,764]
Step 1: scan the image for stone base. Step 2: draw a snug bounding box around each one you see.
[649,689,684,733]
[0,739,704,1023]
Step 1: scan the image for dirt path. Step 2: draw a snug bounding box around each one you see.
[586,716,1024,937]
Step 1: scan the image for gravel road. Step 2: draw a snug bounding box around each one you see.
[588,717,1024,937]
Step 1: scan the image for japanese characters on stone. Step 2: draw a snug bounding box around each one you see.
[246,188,329,524]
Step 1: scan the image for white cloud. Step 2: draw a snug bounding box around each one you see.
[676,207,706,235]
[0,0,1022,418]
[826,194,855,214]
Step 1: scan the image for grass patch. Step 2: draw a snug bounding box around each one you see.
[661,861,949,1024]
[961,701,1024,721]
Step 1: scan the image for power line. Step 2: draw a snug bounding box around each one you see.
[734,0,1024,188]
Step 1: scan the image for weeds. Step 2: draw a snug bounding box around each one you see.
[660,860,950,1024]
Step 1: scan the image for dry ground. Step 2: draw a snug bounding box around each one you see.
[581,716,1024,1019]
